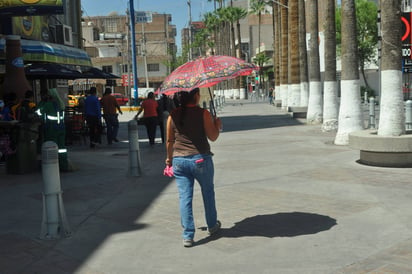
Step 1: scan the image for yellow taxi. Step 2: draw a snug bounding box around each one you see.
[68,95,85,107]
[68,95,78,107]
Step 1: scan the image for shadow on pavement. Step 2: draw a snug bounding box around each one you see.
[220,114,303,133]
[195,212,337,246]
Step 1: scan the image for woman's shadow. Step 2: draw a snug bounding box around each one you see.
[196,212,337,246]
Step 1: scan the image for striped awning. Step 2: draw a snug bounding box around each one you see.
[0,38,91,66]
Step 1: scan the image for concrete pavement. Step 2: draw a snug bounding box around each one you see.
[1,100,412,274]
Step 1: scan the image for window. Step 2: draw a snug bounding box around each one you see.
[104,18,118,33]
[121,64,128,73]
[147,63,160,72]
[102,66,113,73]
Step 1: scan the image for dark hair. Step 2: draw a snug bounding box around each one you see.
[104,87,111,95]
[89,86,97,95]
[177,88,200,127]
[178,88,199,107]
[147,92,155,99]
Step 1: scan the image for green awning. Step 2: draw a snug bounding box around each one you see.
[0,38,91,66]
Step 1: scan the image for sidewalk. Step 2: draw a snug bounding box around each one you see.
[1,100,412,274]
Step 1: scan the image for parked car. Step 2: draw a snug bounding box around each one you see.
[112,93,129,106]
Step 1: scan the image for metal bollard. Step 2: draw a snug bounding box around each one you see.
[369,97,376,129]
[40,141,71,239]
[406,100,412,130]
[128,120,142,176]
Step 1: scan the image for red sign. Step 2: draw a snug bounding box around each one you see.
[122,74,134,86]
[402,12,412,59]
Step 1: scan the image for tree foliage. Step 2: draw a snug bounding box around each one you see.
[336,0,378,69]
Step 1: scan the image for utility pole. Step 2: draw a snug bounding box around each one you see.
[126,12,131,101]
[129,0,139,105]
[188,0,193,60]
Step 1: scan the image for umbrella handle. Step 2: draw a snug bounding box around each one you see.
[208,88,217,118]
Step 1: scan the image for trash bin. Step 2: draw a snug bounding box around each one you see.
[6,123,39,174]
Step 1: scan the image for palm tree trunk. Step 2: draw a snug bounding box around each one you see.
[230,18,239,98]
[334,0,364,145]
[288,0,300,107]
[378,0,404,136]
[258,11,262,94]
[298,0,309,107]
[322,0,339,132]
[306,0,323,124]
[237,19,246,99]
[280,0,289,108]
[272,1,280,96]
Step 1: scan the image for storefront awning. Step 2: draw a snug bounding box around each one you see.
[0,38,91,66]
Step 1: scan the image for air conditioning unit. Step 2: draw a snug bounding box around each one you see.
[55,24,73,46]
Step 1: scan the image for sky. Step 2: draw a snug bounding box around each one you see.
[81,0,215,50]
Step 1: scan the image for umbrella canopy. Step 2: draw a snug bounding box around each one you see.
[25,63,83,79]
[158,55,258,95]
[78,67,120,79]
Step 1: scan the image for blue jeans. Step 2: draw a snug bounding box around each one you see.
[103,114,119,144]
[173,154,217,240]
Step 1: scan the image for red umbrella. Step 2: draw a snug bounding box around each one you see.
[158,55,259,95]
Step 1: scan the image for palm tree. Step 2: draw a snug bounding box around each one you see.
[224,6,240,98]
[192,28,210,57]
[215,8,228,55]
[298,0,309,107]
[231,6,248,99]
[322,0,339,132]
[215,7,232,94]
[231,6,248,59]
[253,52,271,90]
[203,12,219,55]
[271,1,280,96]
[378,0,404,136]
[306,0,322,124]
[207,0,225,10]
[280,0,288,107]
[249,0,267,93]
[334,0,363,145]
[288,0,300,107]
[249,0,266,54]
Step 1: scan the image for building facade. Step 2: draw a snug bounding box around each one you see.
[81,12,177,97]
[0,0,91,102]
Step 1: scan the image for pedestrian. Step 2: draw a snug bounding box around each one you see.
[36,88,68,171]
[136,92,158,146]
[157,94,176,144]
[13,90,37,123]
[268,88,274,105]
[100,87,123,145]
[165,88,222,247]
[1,92,18,121]
[84,87,102,148]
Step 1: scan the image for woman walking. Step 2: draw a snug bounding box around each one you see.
[136,92,158,146]
[165,88,222,247]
